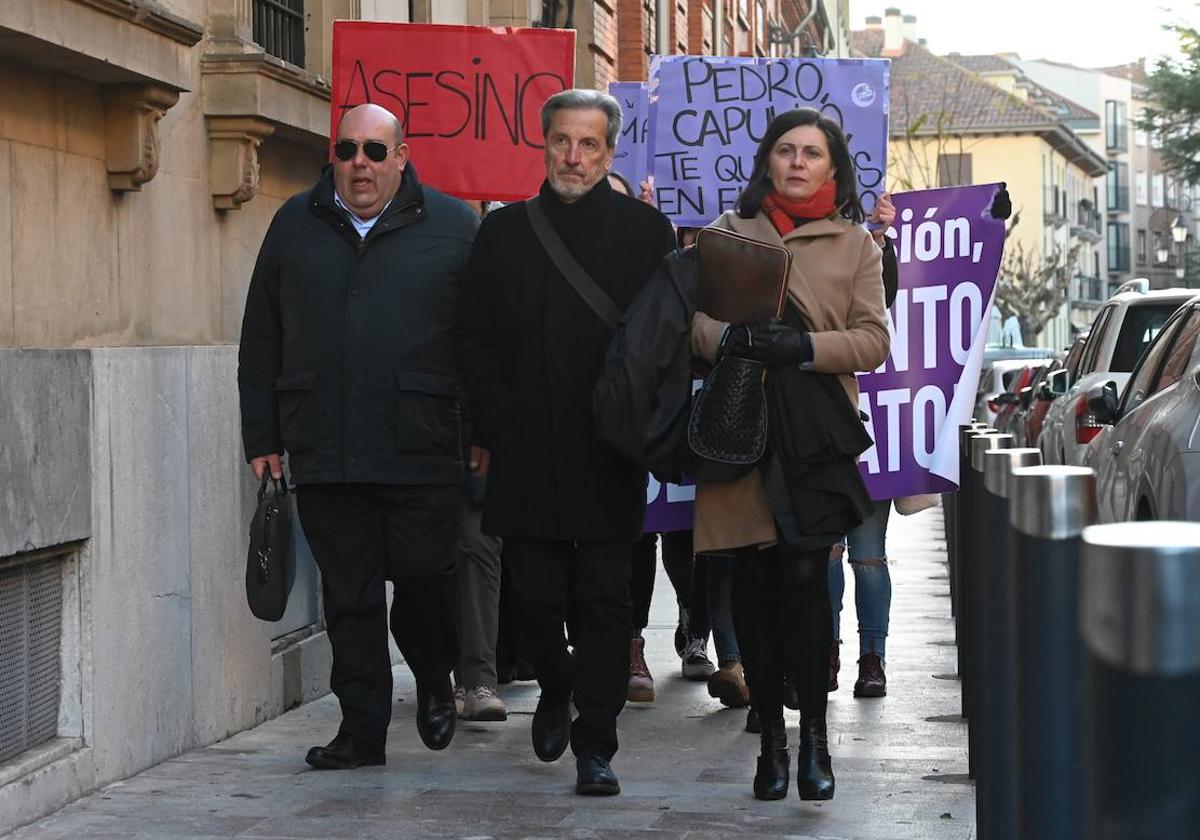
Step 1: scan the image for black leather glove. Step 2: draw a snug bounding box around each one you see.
[725,319,813,368]
[991,182,1012,220]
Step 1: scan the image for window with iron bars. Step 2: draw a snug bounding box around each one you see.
[252,0,306,68]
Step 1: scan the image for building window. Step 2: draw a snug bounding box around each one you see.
[0,548,67,765]
[757,0,766,49]
[1106,100,1128,151]
[1136,170,1148,206]
[1153,173,1166,208]
[1137,229,1147,265]
[937,153,973,187]
[1108,221,1131,273]
[1107,161,1129,213]
[252,0,306,67]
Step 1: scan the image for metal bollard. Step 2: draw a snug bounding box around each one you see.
[949,422,989,620]
[961,431,1012,782]
[954,426,995,651]
[1081,522,1200,840]
[977,448,1041,840]
[1011,466,1096,840]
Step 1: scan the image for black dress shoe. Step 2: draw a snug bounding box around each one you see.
[753,718,789,801]
[531,694,572,762]
[575,751,620,796]
[304,732,385,770]
[797,716,835,800]
[416,681,457,751]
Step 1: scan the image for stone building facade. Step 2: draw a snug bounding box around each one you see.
[0,0,839,831]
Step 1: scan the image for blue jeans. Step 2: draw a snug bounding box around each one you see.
[829,499,892,658]
[700,552,740,664]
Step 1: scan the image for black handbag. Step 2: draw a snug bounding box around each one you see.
[686,326,768,482]
[245,471,296,622]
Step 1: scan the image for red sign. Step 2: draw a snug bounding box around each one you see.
[331,22,575,202]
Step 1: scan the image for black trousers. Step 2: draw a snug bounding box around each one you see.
[505,538,633,760]
[629,530,707,637]
[296,483,460,747]
[731,543,832,724]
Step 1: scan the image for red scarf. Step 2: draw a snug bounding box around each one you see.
[762,180,838,235]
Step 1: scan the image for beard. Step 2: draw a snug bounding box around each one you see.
[548,167,602,202]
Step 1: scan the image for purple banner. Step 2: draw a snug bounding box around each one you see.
[857,184,1007,499]
[609,81,649,192]
[644,474,695,533]
[646,55,889,227]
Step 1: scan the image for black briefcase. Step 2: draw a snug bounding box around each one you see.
[245,471,296,622]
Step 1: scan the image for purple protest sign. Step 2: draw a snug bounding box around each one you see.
[857,184,1007,499]
[644,474,695,533]
[609,81,649,191]
[647,55,889,227]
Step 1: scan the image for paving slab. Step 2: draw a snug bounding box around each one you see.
[5,506,973,839]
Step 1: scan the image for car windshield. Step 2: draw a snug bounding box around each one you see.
[1110,303,1183,372]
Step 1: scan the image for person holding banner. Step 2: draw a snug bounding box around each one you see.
[458,89,676,797]
[689,108,889,802]
[239,104,480,769]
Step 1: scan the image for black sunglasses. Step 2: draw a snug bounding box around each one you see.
[333,140,397,163]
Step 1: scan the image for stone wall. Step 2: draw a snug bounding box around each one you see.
[0,347,331,833]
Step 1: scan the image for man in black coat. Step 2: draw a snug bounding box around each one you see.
[458,89,676,795]
[238,103,479,769]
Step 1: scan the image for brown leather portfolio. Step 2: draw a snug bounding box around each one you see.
[695,227,791,323]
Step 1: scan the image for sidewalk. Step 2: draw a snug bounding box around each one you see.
[6,506,973,839]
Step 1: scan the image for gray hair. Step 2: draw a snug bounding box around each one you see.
[540,89,622,149]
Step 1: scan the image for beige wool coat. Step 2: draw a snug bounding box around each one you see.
[689,210,891,553]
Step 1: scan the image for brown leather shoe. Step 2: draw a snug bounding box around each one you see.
[707,660,750,708]
[627,636,655,702]
[828,640,841,692]
[853,652,887,697]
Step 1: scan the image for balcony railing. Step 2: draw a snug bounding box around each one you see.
[252,0,305,67]
[1109,243,1132,273]
[1072,202,1102,241]
[1108,186,1129,213]
[1073,274,1105,302]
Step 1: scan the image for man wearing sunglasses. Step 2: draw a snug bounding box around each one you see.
[458,89,676,797]
[238,103,479,770]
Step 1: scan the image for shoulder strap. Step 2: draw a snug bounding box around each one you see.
[525,197,622,329]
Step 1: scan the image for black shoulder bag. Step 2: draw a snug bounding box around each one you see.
[245,471,296,622]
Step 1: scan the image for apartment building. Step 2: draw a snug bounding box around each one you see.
[1102,58,1197,290]
[853,11,1107,349]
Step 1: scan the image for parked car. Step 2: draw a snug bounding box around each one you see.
[993,364,1046,438]
[1085,294,1200,522]
[1022,335,1089,449]
[1039,286,1194,466]
[1012,360,1060,447]
[975,358,1050,425]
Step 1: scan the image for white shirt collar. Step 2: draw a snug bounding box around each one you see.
[333,191,391,238]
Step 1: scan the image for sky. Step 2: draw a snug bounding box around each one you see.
[849,0,1199,69]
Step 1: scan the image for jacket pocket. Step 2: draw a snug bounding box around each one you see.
[274,371,319,454]
[395,371,461,455]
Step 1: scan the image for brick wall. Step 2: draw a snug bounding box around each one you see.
[616,0,647,80]
[591,0,618,88]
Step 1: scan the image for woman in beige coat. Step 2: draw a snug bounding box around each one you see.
[690,108,890,802]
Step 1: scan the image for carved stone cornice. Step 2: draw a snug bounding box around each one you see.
[75,0,205,47]
[206,116,276,210]
[101,84,180,191]
[201,40,332,150]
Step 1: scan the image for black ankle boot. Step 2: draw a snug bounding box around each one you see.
[797,716,835,800]
[753,717,789,801]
